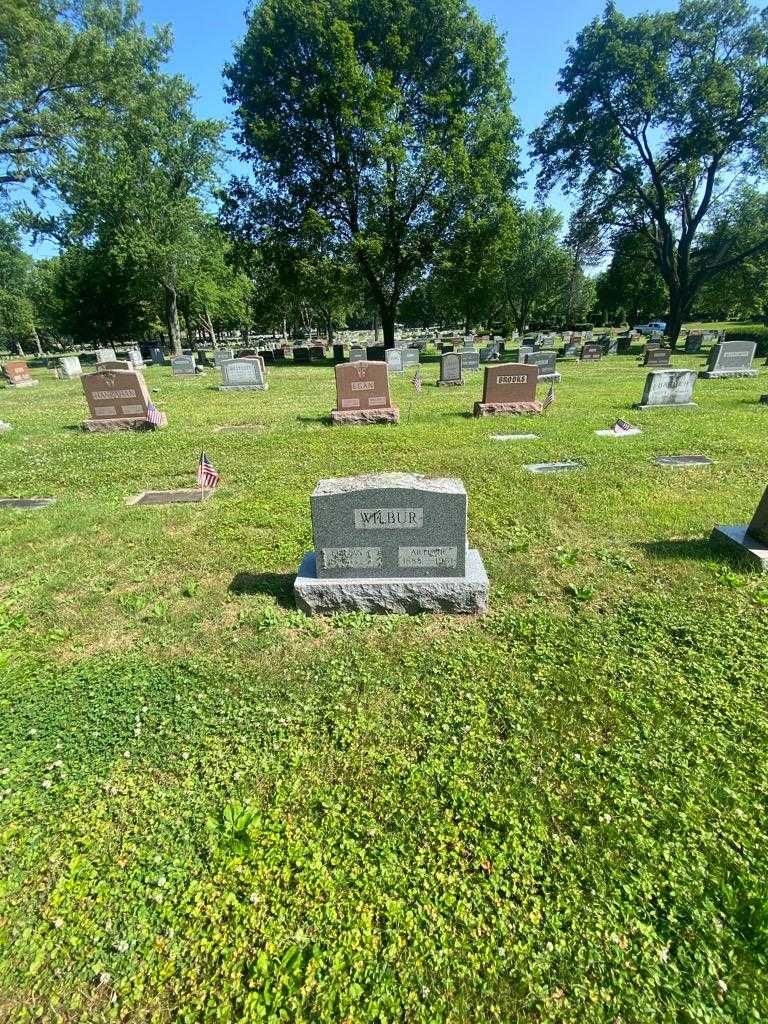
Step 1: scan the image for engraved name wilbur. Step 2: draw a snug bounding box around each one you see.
[354,507,424,529]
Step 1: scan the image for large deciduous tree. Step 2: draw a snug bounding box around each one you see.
[0,0,169,204]
[224,0,520,347]
[38,72,222,353]
[498,207,569,333]
[532,0,768,346]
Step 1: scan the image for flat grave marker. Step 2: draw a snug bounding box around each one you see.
[126,490,212,506]
[0,497,55,510]
[524,461,585,474]
[654,455,713,467]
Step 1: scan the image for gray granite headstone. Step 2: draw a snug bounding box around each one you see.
[635,369,697,409]
[95,347,117,364]
[219,358,267,391]
[461,351,480,373]
[172,355,196,378]
[385,349,405,373]
[699,340,757,378]
[684,333,703,354]
[438,352,464,386]
[127,347,145,370]
[59,356,83,379]
[402,348,420,369]
[294,473,489,614]
[213,348,235,368]
[523,351,560,380]
[150,347,166,365]
[349,346,366,363]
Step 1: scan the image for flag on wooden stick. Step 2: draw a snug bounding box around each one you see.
[197,452,220,491]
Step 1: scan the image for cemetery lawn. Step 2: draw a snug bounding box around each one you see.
[2,351,768,1023]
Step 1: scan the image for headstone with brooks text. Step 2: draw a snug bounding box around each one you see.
[474,363,542,417]
[294,472,489,614]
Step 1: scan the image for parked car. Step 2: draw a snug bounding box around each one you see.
[634,320,667,336]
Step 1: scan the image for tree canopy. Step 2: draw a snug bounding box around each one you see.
[225,0,520,346]
[532,0,768,343]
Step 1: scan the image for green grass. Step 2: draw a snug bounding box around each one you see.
[1,348,768,1023]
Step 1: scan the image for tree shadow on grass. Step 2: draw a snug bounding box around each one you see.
[229,571,296,609]
[635,537,715,562]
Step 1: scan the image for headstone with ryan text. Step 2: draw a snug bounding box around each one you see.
[294,472,489,614]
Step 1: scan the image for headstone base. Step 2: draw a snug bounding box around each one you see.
[82,413,167,432]
[294,549,489,615]
[536,372,561,382]
[331,407,400,425]
[710,525,768,572]
[218,383,268,391]
[474,401,543,417]
[633,402,697,411]
[698,369,758,379]
[5,380,39,388]
[436,380,465,387]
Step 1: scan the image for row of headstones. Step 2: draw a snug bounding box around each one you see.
[328,359,746,423]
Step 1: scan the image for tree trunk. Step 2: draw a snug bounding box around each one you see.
[381,307,396,349]
[164,285,182,356]
[241,325,249,348]
[666,289,687,349]
[326,313,334,346]
[373,312,380,344]
[202,308,217,346]
[14,339,26,357]
[30,327,43,356]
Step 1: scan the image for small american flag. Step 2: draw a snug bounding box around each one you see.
[146,403,163,427]
[411,369,422,393]
[197,452,220,490]
[542,384,556,411]
[613,419,636,435]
